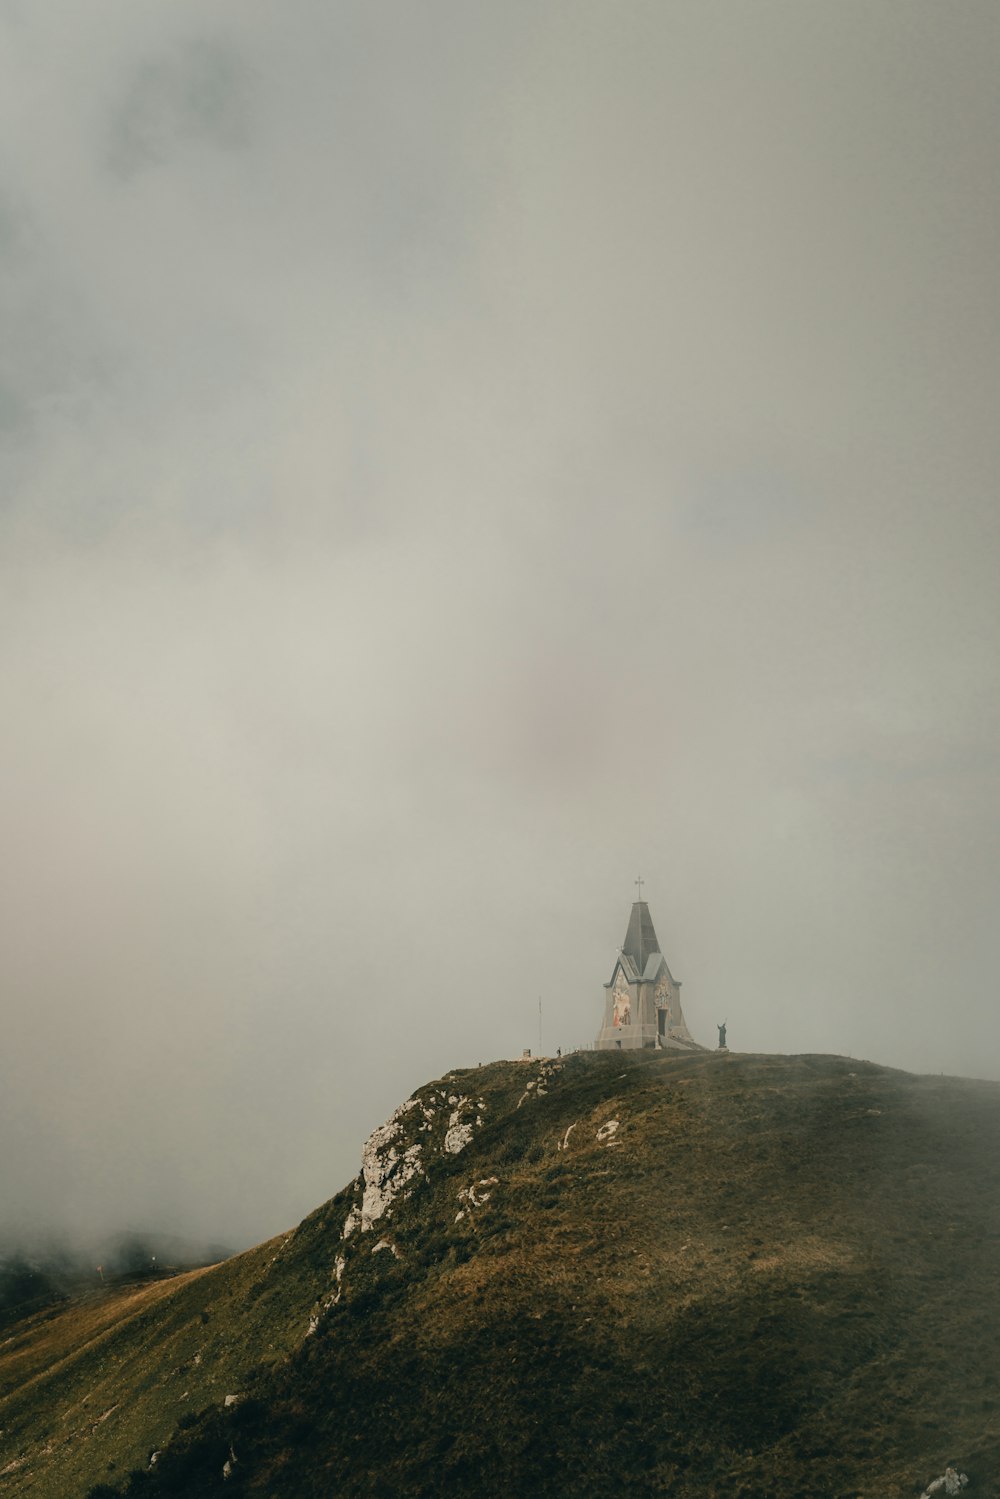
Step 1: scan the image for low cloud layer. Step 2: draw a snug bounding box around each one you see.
[1,1,998,1248]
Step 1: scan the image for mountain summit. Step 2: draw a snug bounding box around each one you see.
[3,1050,1000,1497]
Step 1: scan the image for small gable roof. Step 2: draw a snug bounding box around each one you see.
[605,953,638,987]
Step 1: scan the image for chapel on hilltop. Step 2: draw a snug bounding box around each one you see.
[595,898,702,1052]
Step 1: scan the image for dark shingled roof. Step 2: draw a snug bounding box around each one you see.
[622,901,660,971]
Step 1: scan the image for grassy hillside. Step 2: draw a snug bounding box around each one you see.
[4,1051,1000,1497]
[0,1201,352,1495]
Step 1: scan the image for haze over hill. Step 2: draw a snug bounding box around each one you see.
[2,2,999,1259]
[3,1049,1000,1498]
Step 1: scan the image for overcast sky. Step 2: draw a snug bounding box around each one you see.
[1,1,998,1250]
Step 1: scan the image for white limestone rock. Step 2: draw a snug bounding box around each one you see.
[309,1251,348,1335]
[341,1085,491,1243]
[360,1098,425,1230]
[921,1468,969,1497]
[442,1094,484,1153]
[444,1110,474,1154]
[518,1061,560,1109]
[457,1176,499,1212]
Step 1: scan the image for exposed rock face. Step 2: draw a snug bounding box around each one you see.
[311,1082,494,1338]
[443,1109,474,1154]
[360,1099,425,1232]
[921,1468,969,1497]
[343,1086,487,1242]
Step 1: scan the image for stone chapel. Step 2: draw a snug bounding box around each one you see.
[595,899,702,1052]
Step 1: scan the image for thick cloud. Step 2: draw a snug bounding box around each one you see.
[1,1,998,1247]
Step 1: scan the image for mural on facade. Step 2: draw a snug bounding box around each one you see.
[612,972,631,1028]
[655,977,671,1021]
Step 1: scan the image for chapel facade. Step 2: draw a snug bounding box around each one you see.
[595,900,702,1052]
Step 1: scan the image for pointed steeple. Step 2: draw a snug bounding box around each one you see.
[622,902,660,973]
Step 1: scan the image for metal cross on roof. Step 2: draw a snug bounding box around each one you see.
[635,874,644,901]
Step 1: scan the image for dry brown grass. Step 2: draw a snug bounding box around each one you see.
[0,1271,210,1403]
